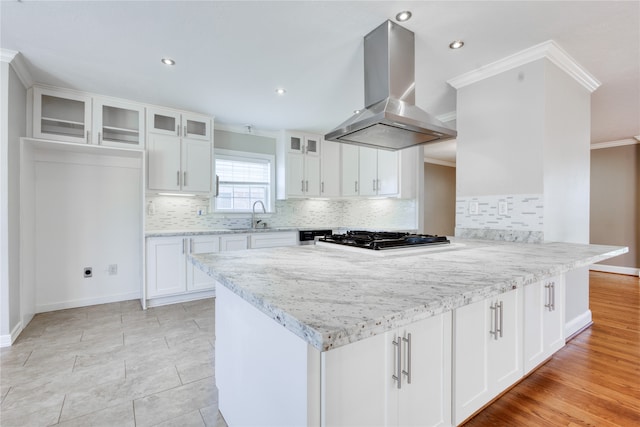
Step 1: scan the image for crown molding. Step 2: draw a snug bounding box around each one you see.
[591,138,640,150]
[436,111,457,123]
[447,40,600,93]
[423,156,456,167]
[0,49,33,89]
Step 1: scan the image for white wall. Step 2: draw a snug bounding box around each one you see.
[0,61,26,345]
[543,61,591,244]
[33,150,142,312]
[456,61,545,197]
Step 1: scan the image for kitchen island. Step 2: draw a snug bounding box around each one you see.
[191,239,626,426]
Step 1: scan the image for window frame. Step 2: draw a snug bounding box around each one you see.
[213,148,275,213]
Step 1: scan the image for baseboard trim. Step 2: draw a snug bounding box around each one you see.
[565,309,593,339]
[0,321,23,348]
[35,292,141,313]
[590,264,640,277]
[145,290,215,308]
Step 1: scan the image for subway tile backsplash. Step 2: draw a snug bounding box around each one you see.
[455,194,544,243]
[145,196,417,231]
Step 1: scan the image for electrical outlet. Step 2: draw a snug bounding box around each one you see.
[469,201,479,215]
[83,267,92,278]
[108,264,118,275]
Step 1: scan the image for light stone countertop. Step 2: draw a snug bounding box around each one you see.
[190,238,627,351]
[144,227,414,238]
[145,227,310,237]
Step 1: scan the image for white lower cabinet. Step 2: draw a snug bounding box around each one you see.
[250,231,297,249]
[453,288,523,425]
[146,236,187,298]
[524,276,565,373]
[322,312,452,427]
[146,235,219,301]
[219,234,249,251]
[186,236,220,291]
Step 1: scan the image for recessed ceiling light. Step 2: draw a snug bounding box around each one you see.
[396,11,412,22]
[275,88,286,95]
[449,40,464,49]
[161,58,175,65]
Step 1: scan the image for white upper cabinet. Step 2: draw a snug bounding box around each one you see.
[340,144,360,196]
[320,139,341,197]
[32,86,145,149]
[33,86,92,144]
[277,131,321,199]
[147,108,213,194]
[341,144,399,197]
[93,97,145,149]
[377,149,400,196]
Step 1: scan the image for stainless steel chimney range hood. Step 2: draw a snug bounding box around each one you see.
[325,20,456,151]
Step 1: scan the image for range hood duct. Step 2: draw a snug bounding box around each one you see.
[325,20,456,151]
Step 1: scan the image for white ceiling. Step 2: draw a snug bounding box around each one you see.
[2,1,639,163]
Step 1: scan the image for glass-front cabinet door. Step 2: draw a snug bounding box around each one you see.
[182,113,211,141]
[147,108,181,136]
[93,97,145,149]
[33,87,92,144]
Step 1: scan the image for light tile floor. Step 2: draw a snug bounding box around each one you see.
[0,298,227,427]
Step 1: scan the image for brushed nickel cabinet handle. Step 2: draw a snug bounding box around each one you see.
[98,131,102,145]
[490,302,498,340]
[177,171,180,186]
[305,180,309,192]
[321,182,324,193]
[301,180,305,192]
[215,175,220,197]
[392,337,402,389]
[402,333,412,384]
[545,283,552,311]
[183,171,187,187]
[498,301,504,338]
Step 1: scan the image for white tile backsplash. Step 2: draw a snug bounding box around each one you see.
[145,196,417,231]
[455,194,544,242]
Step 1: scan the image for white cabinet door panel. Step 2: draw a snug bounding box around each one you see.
[377,150,399,196]
[187,236,220,292]
[146,237,186,297]
[182,139,212,193]
[341,145,360,196]
[147,134,181,191]
[358,147,378,196]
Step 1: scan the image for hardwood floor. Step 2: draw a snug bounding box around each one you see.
[465,271,640,426]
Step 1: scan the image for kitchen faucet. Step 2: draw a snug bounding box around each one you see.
[252,200,266,229]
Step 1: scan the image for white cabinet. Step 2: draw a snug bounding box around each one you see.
[277,131,321,198]
[320,139,341,197]
[146,235,218,300]
[219,234,249,252]
[93,97,145,149]
[249,231,298,249]
[524,276,565,373]
[147,108,213,194]
[453,288,523,425]
[322,312,452,427]
[33,86,92,144]
[341,144,360,196]
[186,235,220,291]
[32,86,146,149]
[341,145,399,197]
[146,237,188,297]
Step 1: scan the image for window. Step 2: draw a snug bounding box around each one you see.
[214,149,275,212]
